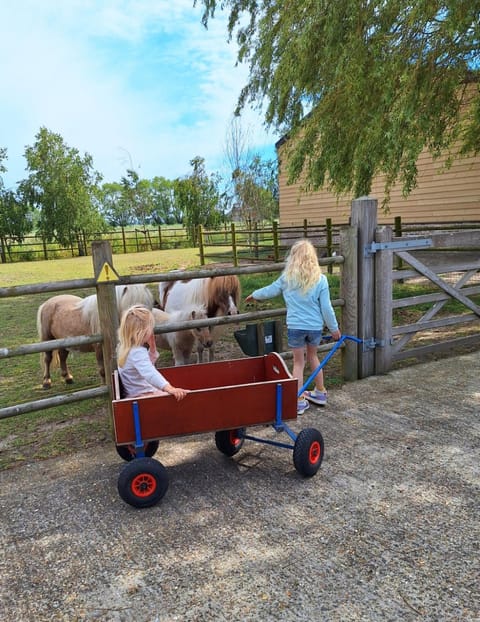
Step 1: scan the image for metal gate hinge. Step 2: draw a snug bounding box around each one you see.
[364,238,432,257]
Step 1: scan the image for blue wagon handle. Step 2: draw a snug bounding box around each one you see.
[298,334,363,398]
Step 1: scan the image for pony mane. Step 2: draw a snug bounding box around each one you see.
[153,303,208,324]
[116,284,153,313]
[77,295,101,334]
[175,303,208,321]
[76,285,154,334]
[206,275,240,316]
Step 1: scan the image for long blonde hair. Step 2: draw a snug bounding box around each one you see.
[283,239,322,293]
[117,305,155,367]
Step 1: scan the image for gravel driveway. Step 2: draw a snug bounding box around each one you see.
[1,351,479,621]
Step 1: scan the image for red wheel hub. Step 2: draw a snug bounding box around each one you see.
[308,441,321,465]
[131,473,157,497]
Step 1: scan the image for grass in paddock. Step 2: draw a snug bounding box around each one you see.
[0,248,207,469]
[0,250,478,470]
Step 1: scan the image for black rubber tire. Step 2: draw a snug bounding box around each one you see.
[293,428,324,477]
[215,428,245,456]
[117,457,169,508]
[115,440,160,462]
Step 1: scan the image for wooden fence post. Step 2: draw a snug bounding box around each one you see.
[375,226,393,374]
[326,218,333,274]
[273,221,280,262]
[340,225,358,381]
[198,225,205,266]
[394,216,403,271]
[231,222,238,267]
[350,196,378,378]
[254,221,259,260]
[91,241,119,410]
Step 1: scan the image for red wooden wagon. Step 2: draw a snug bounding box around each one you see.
[112,352,324,508]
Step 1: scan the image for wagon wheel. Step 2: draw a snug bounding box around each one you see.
[117,458,169,508]
[215,428,245,457]
[115,440,160,462]
[293,428,324,477]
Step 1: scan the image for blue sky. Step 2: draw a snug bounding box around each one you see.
[0,0,277,190]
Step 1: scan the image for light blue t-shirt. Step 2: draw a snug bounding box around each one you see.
[251,273,338,332]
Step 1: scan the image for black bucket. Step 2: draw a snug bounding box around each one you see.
[234,320,283,356]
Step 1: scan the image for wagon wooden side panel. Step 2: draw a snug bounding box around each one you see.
[112,352,298,445]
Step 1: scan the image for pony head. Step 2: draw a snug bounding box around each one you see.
[206,275,241,317]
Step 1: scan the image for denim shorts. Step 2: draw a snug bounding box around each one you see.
[287,329,323,349]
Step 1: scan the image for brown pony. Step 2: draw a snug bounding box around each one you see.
[152,305,213,366]
[158,274,241,362]
[37,284,153,388]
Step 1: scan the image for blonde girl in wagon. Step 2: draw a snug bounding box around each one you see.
[117,305,189,400]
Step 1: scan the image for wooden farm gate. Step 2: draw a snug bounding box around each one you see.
[352,198,480,378]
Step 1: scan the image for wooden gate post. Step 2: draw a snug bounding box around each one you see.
[375,226,393,374]
[91,241,119,405]
[350,196,378,378]
[340,225,358,381]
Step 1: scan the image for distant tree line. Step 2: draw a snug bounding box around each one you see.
[0,124,279,260]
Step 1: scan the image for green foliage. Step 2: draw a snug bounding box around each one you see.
[0,146,6,181]
[174,156,222,243]
[233,155,279,226]
[223,115,279,225]
[19,127,106,248]
[197,1,480,202]
[0,148,33,262]
[0,190,33,262]
[150,176,177,224]
[97,181,129,226]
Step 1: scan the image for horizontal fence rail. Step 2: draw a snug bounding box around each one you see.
[0,250,346,422]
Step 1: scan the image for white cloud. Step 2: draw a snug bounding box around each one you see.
[0,0,277,189]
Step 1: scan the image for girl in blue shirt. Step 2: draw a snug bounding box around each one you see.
[246,239,341,414]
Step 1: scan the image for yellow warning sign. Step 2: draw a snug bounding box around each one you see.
[96,262,120,283]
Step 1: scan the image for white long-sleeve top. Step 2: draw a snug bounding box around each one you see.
[118,346,168,398]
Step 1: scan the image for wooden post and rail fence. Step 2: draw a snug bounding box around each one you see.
[1,197,479,422]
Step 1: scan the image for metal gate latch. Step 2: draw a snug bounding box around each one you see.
[363,338,385,351]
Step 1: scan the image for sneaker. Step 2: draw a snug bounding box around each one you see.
[297,399,310,415]
[305,389,328,406]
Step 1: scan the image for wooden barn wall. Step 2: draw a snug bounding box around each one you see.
[277,146,480,226]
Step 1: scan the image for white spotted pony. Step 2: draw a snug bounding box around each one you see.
[158,274,241,362]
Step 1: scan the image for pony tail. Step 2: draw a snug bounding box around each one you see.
[36,302,46,341]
